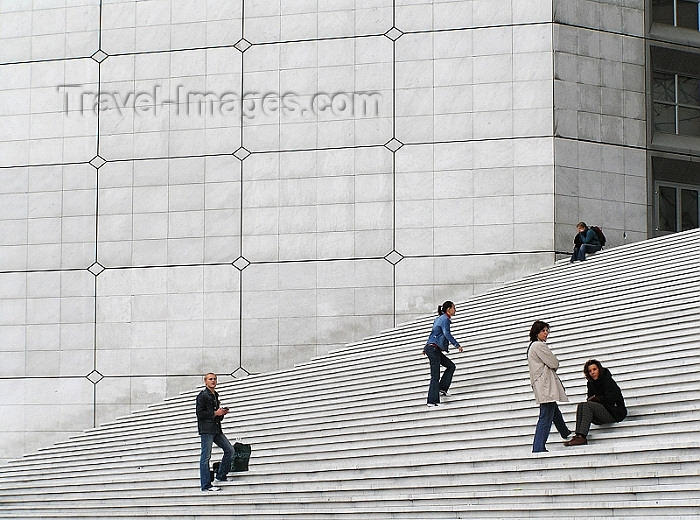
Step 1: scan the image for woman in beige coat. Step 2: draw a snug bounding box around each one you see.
[527,320,572,452]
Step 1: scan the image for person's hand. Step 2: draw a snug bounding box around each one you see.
[458,347,463,353]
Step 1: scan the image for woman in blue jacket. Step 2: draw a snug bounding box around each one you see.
[423,300,463,406]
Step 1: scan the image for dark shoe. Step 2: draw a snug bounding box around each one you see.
[560,430,572,439]
[564,434,587,446]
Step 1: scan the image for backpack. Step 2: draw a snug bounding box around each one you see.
[590,226,606,246]
[232,442,251,472]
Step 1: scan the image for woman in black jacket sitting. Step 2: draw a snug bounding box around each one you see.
[565,359,627,446]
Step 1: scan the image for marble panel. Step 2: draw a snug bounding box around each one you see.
[0,60,98,167]
[0,1,99,63]
[97,157,240,267]
[472,0,514,26]
[102,0,242,54]
[99,50,241,162]
[433,1,475,30]
[513,222,555,250]
[95,265,240,376]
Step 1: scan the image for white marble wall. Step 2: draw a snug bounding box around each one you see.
[552,0,648,247]
[0,0,647,463]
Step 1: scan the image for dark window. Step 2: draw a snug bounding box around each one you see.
[678,0,700,30]
[653,103,677,133]
[652,72,675,103]
[678,75,700,105]
[678,106,700,135]
[652,0,700,30]
[681,188,699,230]
[653,0,675,25]
[651,69,700,137]
[655,183,700,233]
[652,158,700,236]
[658,185,678,232]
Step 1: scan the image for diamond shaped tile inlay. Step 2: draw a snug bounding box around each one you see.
[86,370,103,384]
[234,38,252,53]
[232,256,250,271]
[384,250,404,265]
[384,27,404,41]
[233,147,251,161]
[231,367,250,379]
[384,138,404,152]
[89,155,106,168]
[88,262,105,276]
[91,49,108,63]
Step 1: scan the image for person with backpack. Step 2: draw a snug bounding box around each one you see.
[570,222,603,262]
[196,372,234,492]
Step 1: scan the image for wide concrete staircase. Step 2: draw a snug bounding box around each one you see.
[0,229,698,519]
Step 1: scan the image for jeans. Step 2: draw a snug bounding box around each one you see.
[532,402,570,453]
[571,244,602,262]
[199,433,234,490]
[424,345,455,404]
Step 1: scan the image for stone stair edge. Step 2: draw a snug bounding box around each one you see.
[341,267,699,351]
[53,396,700,453]
[20,390,698,467]
[390,248,697,319]
[87,348,700,433]
[3,467,698,499]
[326,245,698,353]
[31,370,700,455]
[2,481,699,507]
[1,442,698,494]
[3,426,698,483]
[11,404,698,470]
[34,374,699,456]
[3,454,699,495]
[285,325,699,387]
[313,299,700,366]
[360,262,699,338]
[12,396,699,472]
[0,494,697,517]
[126,328,699,420]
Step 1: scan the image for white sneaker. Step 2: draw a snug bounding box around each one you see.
[439,390,450,397]
[426,403,439,407]
[202,486,221,492]
[213,478,228,485]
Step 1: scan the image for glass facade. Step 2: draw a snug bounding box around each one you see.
[652,157,700,234]
[655,182,700,233]
[648,3,700,236]
[651,71,700,136]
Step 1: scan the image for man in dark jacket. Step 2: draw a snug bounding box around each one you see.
[196,372,234,491]
[565,359,627,446]
[570,221,602,262]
